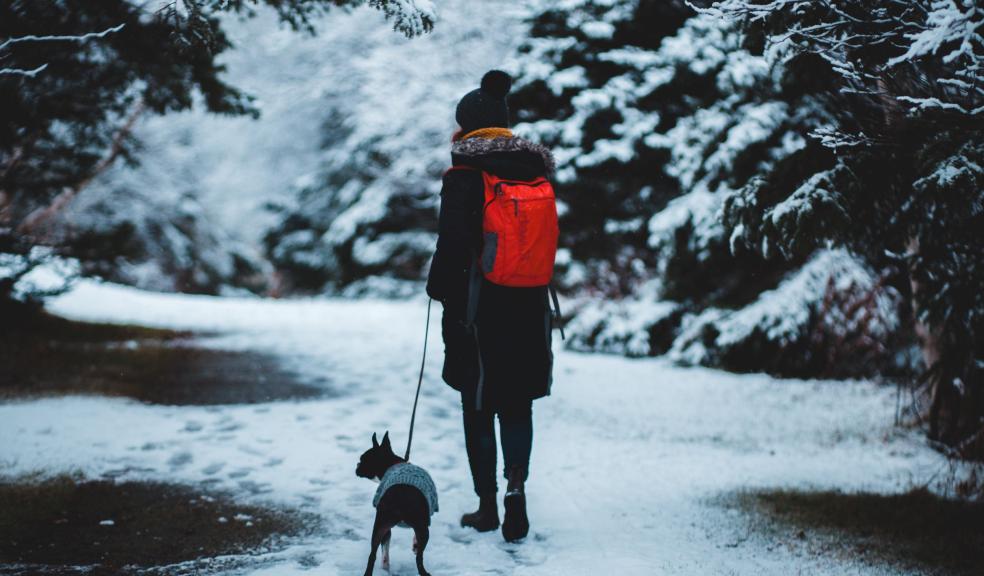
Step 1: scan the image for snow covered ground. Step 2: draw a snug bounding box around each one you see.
[0,281,944,575]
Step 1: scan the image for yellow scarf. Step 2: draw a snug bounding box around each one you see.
[460,127,513,141]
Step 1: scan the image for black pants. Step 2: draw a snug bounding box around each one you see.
[462,397,533,496]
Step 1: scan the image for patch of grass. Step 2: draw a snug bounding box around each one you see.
[0,310,325,405]
[725,487,984,576]
[0,476,319,573]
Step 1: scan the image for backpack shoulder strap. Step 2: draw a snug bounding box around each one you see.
[444,164,483,328]
[549,284,565,341]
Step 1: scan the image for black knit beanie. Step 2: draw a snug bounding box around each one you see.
[455,70,513,134]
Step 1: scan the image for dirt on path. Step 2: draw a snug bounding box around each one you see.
[0,476,318,575]
[1,309,324,405]
[718,487,984,576]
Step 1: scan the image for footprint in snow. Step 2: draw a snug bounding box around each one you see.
[215,420,244,433]
[182,421,204,433]
[446,527,475,545]
[429,406,451,419]
[337,527,362,541]
[238,480,273,494]
[499,537,548,566]
[237,444,265,457]
[202,462,225,475]
[294,553,321,569]
[167,451,193,468]
[300,494,322,507]
[228,468,252,479]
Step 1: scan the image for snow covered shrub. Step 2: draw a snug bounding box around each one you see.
[565,280,684,357]
[669,250,906,378]
[61,179,269,295]
[0,234,78,312]
[264,123,441,291]
[509,0,692,267]
[512,2,881,375]
[511,5,838,277]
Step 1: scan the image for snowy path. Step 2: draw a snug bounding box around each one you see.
[1,282,943,575]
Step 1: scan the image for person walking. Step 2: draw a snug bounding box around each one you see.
[426,70,557,543]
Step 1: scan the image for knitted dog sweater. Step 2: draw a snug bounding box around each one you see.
[373,462,439,516]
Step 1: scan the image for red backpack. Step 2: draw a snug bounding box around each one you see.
[468,169,559,287]
[446,165,564,337]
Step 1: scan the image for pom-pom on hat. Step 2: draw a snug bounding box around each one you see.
[455,70,513,134]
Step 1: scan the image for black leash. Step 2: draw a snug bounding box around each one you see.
[404,297,432,461]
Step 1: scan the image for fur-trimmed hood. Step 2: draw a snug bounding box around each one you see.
[451,135,556,175]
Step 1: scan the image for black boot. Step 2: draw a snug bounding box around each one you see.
[460,493,499,532]
[502,467,529,542]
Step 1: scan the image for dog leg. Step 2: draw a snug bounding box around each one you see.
[381,529,391,572]
[413,525,430,576]
[364,515,388,576]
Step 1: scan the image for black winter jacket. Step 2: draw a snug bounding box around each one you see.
[426,135,557,411]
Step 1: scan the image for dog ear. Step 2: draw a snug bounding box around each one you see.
[381,431,391,450]
[372,432,379,448]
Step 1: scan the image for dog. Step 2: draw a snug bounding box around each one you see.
[356,431,438,576]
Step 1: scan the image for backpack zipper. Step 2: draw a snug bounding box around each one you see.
[495,180,549,217]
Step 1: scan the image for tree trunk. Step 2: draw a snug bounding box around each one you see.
[0,191,10,225]
[908,238,954,441]
[15,99,146,237]
[909,237,982,450]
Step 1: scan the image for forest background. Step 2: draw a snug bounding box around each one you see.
[2,0,982,465]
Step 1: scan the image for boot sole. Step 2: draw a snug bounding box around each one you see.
[460,513,499,532]
[460,518,499,532]
[502,492,529,542]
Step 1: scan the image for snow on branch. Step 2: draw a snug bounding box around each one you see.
[886,0,983,67]
[368,0,436,38]
[0,24,126,51]
[0,24,125,79]
[0,63,49,78]
[699,0,983,120]
[896,95,984,115]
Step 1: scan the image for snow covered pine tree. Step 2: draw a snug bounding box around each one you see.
[261,0,519,296]
[702,0,984,458]
[510,0,906,377]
